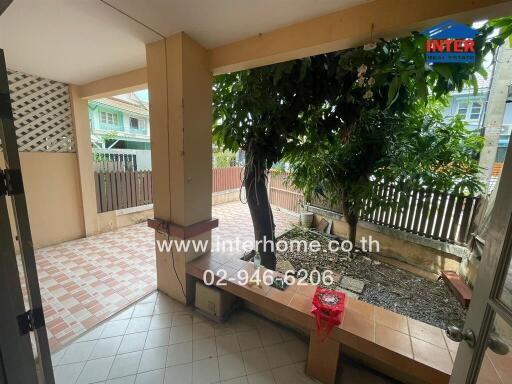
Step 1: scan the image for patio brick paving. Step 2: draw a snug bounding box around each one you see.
[21,201,297,351]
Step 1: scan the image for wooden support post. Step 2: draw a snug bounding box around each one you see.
[306,330,341,384]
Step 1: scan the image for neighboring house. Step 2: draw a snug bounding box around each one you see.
[88,93,150,150]
[443,74,489,133]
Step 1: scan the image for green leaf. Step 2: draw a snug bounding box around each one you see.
[470,74,479,96]
[387,76,401,107]
[434,64,452,79]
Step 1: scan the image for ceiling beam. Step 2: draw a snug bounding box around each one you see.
[77,0,511,97]
[77,67,147,99]
[209,0,512,74]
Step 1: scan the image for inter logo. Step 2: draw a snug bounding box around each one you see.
[422,20,477,63]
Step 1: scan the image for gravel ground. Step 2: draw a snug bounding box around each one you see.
[276,227,467,329]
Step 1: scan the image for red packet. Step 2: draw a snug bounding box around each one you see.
[311,287,346,339]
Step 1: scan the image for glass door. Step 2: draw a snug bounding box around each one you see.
[450,139,512,383]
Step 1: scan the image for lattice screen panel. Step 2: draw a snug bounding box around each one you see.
[1,70,75,152]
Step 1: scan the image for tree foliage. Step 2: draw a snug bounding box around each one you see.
[213,17,512,261]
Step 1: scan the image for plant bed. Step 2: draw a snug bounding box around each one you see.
[275,227,466,329]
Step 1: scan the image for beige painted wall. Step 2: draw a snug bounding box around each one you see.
[1,152,85,249]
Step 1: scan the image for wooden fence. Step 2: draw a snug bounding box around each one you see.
[95,171,152,213]
[361,185,481,244]
[213,166,243,192]
[268,171,303,214]
[93,167,480,245]
[312,183,482,245]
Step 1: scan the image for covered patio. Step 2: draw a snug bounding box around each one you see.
[2,1,512,384]
[29,202,297,351]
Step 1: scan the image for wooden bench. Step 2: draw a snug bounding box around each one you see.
[186,252,457,384]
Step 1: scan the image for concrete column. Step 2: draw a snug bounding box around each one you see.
[69,85,99,237]
[479,45,512,185]
[146,33,213,303]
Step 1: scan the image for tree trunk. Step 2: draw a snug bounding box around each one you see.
[341,192,358,249]
[244,148,276,270]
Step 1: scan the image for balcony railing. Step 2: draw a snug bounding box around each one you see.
[92,123,149,136]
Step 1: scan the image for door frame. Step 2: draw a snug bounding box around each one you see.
[0,49,55,383]
[450,132,512,382]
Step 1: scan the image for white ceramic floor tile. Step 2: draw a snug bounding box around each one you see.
[108,351,143,379]
[102,320,130,338]
[169,325,193,344]
[193,322,215,340]
[113,307,135,321]
[263,344,293,369]
[237,331,262,352]
[242,347,270,375]
[133,303,156,318]
[76,356,115,384]
[247,371,276,384]
[126,317,152,334]
[218,353,246,381]
[172,313,193,326]
[53,362,85,384]
[214,323,236,337]
[138,346,168,373]
[164,363,192,384]
[106,375,136,384]
[75,325,106,343]
[145,328,171,349]
[166,341,193,366]
[135,368,165,384]
[258,326,283,347]
[51,348,67,366]
[59,340,96,364]
[193,338,217,361]
[141,292,158,304]
[118,332,148,354]
[283,341,307,363]
[222,377,249,384]
[153,298,174,315]
[216,334,241,356]
[192,358,219,384]
[149,314,172,330]
[90,336,123,359]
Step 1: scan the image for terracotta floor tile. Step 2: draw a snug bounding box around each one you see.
[442,331,460,354]
[487,349,512,382]
[411,337,453,374]
[375,306,409,334]
[296,283,318,299]
[477,354,503,384]
[24,201,297,351]
[342,309,375,342]
[346,298,375,322]
[408,318,446,348]
[375,323,413,358]
[289,293,313,315]
[266,287,295,306]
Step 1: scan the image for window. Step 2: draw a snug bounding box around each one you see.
[100,111,118,125]
[470,101,482,120]
[130,117,139,129]
[457,101,469,118]
[129,117,145,130]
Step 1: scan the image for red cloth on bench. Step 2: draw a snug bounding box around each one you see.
[311,287,346,340]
